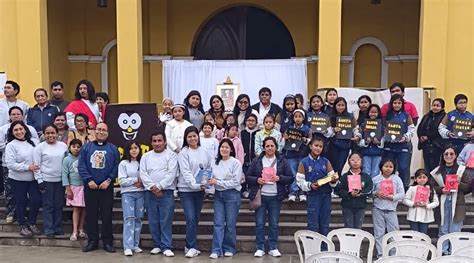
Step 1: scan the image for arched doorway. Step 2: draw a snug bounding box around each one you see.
[193,6,295,59]
[354,44,382,88]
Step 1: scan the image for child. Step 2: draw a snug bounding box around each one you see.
[254,114,284,156]
[335,152,373,229]
[457,138,474,182]
[439,94,473,154]
[372,158,405,258]
[295,93,305,110]
[225,123,245,164]
[240,114,259,198]
[276,94,296,134]
[158,98,174,130]
[403,169,439,234]
[200,122,219,159]
[201,112,219,138]
[62,139,86,241]
[306,95,334,156]
[296,137,338,242]
[284,109,311,202]
[165,104,193,153]
[383,94,415,188]
[323,88,338,114]
[118,141,144,256]
[359,104,384,178]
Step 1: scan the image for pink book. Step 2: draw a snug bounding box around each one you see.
[347,174,362,192]
[445,174,459,192]
[466,152,474,168]
[414,186,429,204]
[380,179,394,196]
[261,167,275,184]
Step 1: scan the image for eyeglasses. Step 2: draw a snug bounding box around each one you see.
[76,120,85,123]
[444,152,455,156]
[96,129,108,133]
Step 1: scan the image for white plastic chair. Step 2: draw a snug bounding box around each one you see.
[327,228,375,263]
[382,240,438,260]
[428,255,473,263]
[436,232,474,256]
[294,230,335,263]
[382,230,432,258]
[305,251,363,263]
[452,245,474,259]
[375,256,427,263]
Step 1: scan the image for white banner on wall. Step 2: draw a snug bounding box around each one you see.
[0,72,6,97]
[319,87,425,175]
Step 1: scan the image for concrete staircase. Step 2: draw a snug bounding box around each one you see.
[0,195,473,254]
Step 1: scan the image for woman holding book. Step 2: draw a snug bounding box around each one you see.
[246,137,293,258]
[334,152,373,229]
[431,145,471,255]
[177,126,212,258]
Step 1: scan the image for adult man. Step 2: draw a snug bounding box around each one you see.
[0,80,29,127]
[140,131,178,257]
[79,123,119,253]
[49,81,69,111]
[27,88,60,136]
[381,82,419,125]
[251,87,282,122]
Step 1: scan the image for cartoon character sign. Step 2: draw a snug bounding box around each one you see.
[118,112,142,141]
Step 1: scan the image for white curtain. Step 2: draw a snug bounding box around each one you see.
[163,59,307,108]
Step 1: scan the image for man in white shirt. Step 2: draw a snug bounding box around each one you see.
[0,80,29,127]
[251,87,282,122]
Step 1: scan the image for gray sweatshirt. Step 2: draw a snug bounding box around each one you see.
[211,157,242,192]
[118,160,144,193]
[140,149,178,191]
[5,139,36,181]
[33,141,68,183]
[177,146,212,192]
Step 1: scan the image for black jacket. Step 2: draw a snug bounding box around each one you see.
[334,170,373,209]
[417,110,446,150]
[240,127,259,164]
[251,102,282,118]
[246,154,293,201]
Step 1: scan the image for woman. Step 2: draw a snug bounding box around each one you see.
[33,125,68,237]
[95,92,109,122]
[67,113,95,144]
[417,98,446,173]
[246,137,292,258]
[177,126,212,258]
[208,95,226,130]
[64,79,100,129]
[233,94,259,131]
[183,90,205,129]
[5,121,40,237]
[431,145,471,255]
[208,139,242,259]
[40,112,69,143]
[353,95,372,126]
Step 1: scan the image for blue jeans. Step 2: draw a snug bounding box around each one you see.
[409,221,429,235]
[9,178,41,226]
[342,207,366,229]
[212,189,241,255]
[122,191,145,250]
[42,181,64,235]
[255,195,282,251]
[287,157,303,194]
[384,151,409,187]
[145,190,175,250]
[307,194,331,236]
[438,196,463,255]
[363,155,382,178]
[178,191,204,249]
[328,145,350,176]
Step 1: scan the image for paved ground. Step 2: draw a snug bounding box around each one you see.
[0,245,301,263]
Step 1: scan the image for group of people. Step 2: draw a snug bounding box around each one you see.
[0,79,473,259]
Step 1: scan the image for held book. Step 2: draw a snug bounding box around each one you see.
[385,121,403,142]
[380,179,394,196]
[196,167,213,186]
[347,174,362,192]
[363,119,382,141]
[452,118,472,139]
[335,116,353,139]
[284,128,304,151]
[466,152,474,168]
[414,185,429,204]
[310,116,329,134]
[316,171,339,187]
[444,174,459,192]
[261,167,276,184]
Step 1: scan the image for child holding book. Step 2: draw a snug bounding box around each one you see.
[403,169,439,234]
[359,104,384,178]
[306,95,333,156]
[335,152,373,229]
[296,137,338,241]
[254,114,284,156]
[372,158,405,258]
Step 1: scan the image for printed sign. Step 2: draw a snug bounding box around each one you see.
[284,128,304,151]
[385,121,403,142]
[363,119,382,140]
[348,174,362,192]
[310,116,329,134]
[335,116,353,139]
[452,118,472,139]
[414,185,429,204]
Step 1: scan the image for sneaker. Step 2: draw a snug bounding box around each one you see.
[124,249,133,256]
[28,225,41,235]
[185,248,200,258]
[288,194,297,202]
[242,191,250,199]
[224,252,233,257]
[150,248,162,255]
[70,232,78,241]
[173,190,178,198]
[19,226,33,237]
[209,253,218,259]
[6,216,15,224]
[254,250,265,257]
[268,249,282,257]
[163,249,174,257]
[299,194,307,202]
[133,247,143,253]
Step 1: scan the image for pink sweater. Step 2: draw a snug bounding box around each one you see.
[226,136,245,164]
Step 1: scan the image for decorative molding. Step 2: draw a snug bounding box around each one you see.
[100,39,117,94]
[340,56,353,64]
[144,55,173,62]
[384,55,418,62]
[68,55,104,63]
